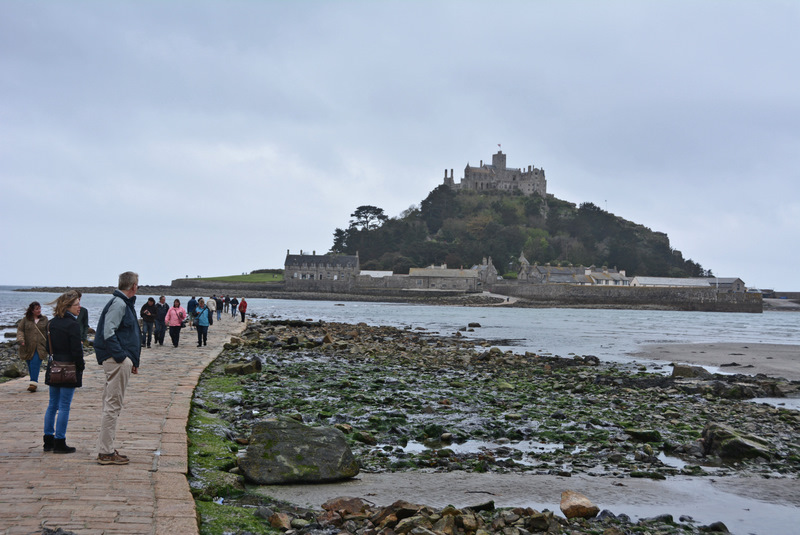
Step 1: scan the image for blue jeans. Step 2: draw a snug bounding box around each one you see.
[29,350,42,383]
[154,320,166,345]
[196,325,208,345]
[44,386,76,439]
[217,310,222,320]
[141,321,154,347]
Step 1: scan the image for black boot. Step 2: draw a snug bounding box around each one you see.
[53,438,76,454]
[43,434,54,452]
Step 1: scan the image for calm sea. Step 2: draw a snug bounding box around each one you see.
[2,285,799,366]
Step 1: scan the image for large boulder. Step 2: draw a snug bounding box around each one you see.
[672,364,712,379]
[701,422,771,461]
[560,490,599,519]
[238,416,359,484]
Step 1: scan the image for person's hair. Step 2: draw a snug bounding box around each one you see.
[159,295,166,300]
[51,291,80,318]
[147,297,155,304]
[173,299,181,306]
[118,271,139,291]
[24,301,41,320]
[198,298,205,305]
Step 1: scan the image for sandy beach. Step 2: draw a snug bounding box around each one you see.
[633,342,800,382]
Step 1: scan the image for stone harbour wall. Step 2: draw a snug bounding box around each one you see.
[491,281,763,313]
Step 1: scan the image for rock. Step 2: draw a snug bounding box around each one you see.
[624,428,662,442]
[322,496,373,515]
[370,500,425,527]
[701,422,771,461]
[270,512,293,530]
[559,490,599,519]
[254,506,274,519]
[496,380,514,391]
[700,521,730,532]
[672,364,713,379]
[224,359,262,375]
[354,430,377,445]
[191,471,244,500]
[2,361,26,378]
[468,322,482,328]
[238,416,359,484]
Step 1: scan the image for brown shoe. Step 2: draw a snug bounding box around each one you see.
[97,451,129,465]
[113,450,129,461]
[27,384,37,392]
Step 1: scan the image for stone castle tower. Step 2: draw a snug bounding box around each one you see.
[443,150,546,197]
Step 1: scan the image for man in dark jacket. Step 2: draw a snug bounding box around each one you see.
[154,295,169,346]
[187,296,198,330]
[94,271,141,465]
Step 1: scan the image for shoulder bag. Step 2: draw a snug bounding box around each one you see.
[46,325,78,386]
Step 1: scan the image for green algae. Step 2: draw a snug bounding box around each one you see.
[196,501,278,535]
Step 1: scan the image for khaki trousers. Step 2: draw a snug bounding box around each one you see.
[96,357,133,455]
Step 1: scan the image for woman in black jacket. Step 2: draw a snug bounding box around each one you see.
[43,291,85,454]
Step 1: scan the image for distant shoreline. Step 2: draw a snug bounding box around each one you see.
[13,286,798,312]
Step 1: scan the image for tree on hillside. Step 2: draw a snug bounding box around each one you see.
[420,185,457,234]
[349,205,388,231]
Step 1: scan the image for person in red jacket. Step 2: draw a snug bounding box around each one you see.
[238,298,247,323]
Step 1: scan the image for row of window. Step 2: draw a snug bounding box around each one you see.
[291,272,341,280]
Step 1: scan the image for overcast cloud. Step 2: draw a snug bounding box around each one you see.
[2,1,798,290]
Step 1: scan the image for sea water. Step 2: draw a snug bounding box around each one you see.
[3,286,800,366]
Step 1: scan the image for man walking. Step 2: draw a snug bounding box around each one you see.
[186,296,198,330]
[94,271,141,465]
[154,295,169,346]
[207,295,217,326]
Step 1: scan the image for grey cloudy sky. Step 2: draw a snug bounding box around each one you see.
[2,1,798,290]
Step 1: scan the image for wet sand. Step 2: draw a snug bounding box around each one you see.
[255,471,800,534]
[633,342,800,381]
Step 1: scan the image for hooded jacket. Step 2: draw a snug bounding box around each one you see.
[94,289,141,367]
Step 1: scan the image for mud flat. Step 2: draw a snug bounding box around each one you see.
[633,342,800,381]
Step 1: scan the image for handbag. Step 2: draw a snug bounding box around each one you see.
[46,326,77,386]
[48,358,78,385]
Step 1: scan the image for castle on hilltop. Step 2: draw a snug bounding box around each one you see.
[443,150,547,196]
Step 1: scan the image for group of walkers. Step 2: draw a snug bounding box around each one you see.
[14,271,250,464]
[137,294,247,349]
[14,273,139,462]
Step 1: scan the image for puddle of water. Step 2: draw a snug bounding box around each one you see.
[400,439,567,455]
[748,397,800,411]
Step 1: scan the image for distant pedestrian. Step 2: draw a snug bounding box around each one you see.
[186,296,198,330]
[94,271,141,465]
[75,291,89,346]
[154,295,169,346]
[139,297,157,348]
[206,295,217,326]
[238,297,248,323]
[223,295,230,314]
[193,298,210,347]
[214,296,223,321]
[165,299,187,348]
[16,301,48,392]
[43,290,85,454]
[229,297,238,318]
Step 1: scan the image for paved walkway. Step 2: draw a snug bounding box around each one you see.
[0,313,245,535]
